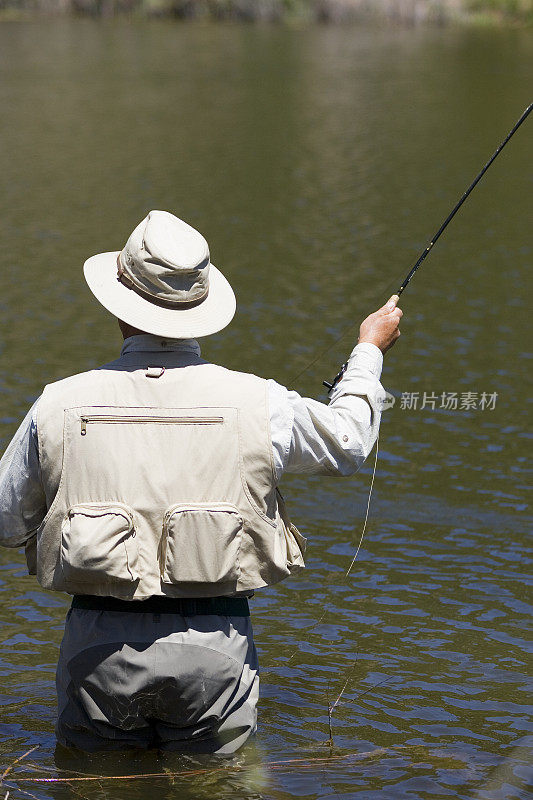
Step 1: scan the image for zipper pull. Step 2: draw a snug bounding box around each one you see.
[81,418,87,436]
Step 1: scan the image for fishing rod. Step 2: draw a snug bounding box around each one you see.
[272,104,533,675]
[396,101,532,296]
[270,105,532,673]
[324,102,532,390]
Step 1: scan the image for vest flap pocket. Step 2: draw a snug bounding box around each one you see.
[161,503,243,585]
[276,489,306,572]
[61,503,138,584]
[284,522,307,571]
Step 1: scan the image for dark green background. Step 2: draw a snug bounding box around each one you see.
[0,20,531,799]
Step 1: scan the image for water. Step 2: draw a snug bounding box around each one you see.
[0,19,531,800]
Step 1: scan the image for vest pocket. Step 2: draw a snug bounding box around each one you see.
[61,503,138,585]
[276,489,306,573]
[160,503,243,585]
[283,523,307,571]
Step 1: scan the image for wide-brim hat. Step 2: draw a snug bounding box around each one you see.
[84,210,236,338]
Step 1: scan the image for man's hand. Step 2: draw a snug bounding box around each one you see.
[358,295,403,354]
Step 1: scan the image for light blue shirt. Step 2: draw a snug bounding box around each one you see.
[0,336,385,548]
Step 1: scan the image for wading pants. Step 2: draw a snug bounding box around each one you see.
[56,606,259,754]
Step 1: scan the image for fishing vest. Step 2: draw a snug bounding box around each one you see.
[33,349,306,600]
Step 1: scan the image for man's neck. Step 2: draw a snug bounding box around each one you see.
[120,334,202,357]
[118,319,147,340]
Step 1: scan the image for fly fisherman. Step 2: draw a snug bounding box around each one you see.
[0,210,402,754]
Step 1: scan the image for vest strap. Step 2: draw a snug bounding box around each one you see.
[71,594,250,616]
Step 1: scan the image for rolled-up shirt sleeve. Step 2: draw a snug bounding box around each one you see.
[269,342,386,480]
[0,399,47,547]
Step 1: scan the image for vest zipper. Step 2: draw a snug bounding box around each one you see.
[80,414,224,436]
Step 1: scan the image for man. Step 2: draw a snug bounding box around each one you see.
[0,210,402,754]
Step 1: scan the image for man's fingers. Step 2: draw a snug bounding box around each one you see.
[359,294,403,353]
[386,306,402,320]
[377,294,400,315]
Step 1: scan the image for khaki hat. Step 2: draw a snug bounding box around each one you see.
[83,210,236,338]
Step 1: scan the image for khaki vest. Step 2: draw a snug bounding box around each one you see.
[33,349,305,599]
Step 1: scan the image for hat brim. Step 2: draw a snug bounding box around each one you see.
[84,251,236,338]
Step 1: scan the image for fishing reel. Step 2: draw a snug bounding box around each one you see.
[323,361,348,393]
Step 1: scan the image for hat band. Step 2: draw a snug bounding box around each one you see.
[117,255,209,310]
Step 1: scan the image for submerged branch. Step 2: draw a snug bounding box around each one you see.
[1,748,40,784]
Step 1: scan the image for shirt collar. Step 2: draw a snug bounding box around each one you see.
[120,335,201,357]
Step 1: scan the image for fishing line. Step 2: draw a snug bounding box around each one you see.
[273,103,532,668]
[289,270,399,385]
[275,435,380,666]
[345,434,379,578]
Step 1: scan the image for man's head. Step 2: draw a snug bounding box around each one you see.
[84,211,236,339]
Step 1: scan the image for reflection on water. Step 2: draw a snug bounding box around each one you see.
[0,19,531,800]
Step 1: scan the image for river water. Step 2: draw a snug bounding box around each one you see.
[0,19,531,800]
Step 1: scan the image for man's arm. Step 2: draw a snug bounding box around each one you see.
[270,296,402,480]
[0,399,47,547]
